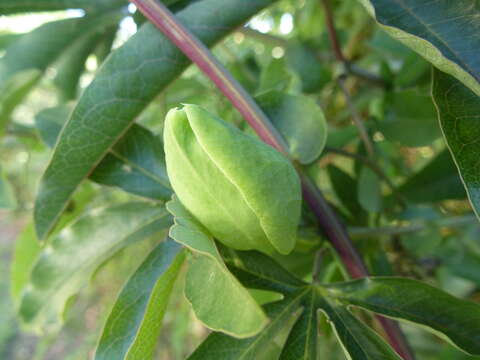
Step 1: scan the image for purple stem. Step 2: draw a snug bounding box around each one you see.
[131,1,414,358]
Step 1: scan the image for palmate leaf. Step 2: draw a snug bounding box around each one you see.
[325,277,480,355]
[34,0,279,240]
[18,202,172,333]
[167,196,268,338]
[35,105,171,201]
[188,290,307,360]
[317,294,402,360]
[95,239,185,360]
[279,290,317,360]
[358,0,480,96]
[432,69,480,218]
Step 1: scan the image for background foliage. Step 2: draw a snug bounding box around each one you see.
[1,0,480,359]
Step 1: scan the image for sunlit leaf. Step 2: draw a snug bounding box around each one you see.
[167,196,268,338]
[188,291,307,359]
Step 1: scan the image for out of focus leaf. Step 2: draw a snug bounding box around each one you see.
[327,165,367,224]
[257,91,328,164]
[54,32,103,101]
[0,32,22,50]
[258,58,300,94]
[398,150,466,203]
[0,165,16,209]
[0,12,122,135]
[0,70,41,136]
[286,43,330,93]
[357,166,382,213]
[19,202,172,333]
[10,224,41,303]
[0,0,126,14]
[378,89,440,147]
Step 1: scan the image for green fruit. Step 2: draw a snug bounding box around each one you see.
[164,104,301,255]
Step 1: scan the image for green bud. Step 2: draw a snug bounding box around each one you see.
[164,104,301,255]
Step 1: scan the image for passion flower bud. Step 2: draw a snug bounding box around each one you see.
[164,104,301,255]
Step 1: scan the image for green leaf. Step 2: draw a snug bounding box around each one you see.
[0,70,41,137]
[398,149,466,203]
[258,58,301,94]
[378,88,440,147]
[256,91,328,164]
[317,293,402,360]
[279,290,317,360]
[10,224,41,304]
[167,196,268,338]
[357,166,382,213]
[359,0,480,96]
[285,43,330,93]
[35,105,172,201]
[19,202,172,333]
[0,32,22,50]
[0,12,121,135]
[34,0,279,240]
[325,277,480,355]
[325,125,358,149]
[0,165,16,209]
[95,239,185,360]
[0,0,126,14]
[327,165,367,224]
[432,69,480,218]
[35,105,72,147]
[53,32,103,101]
[226,250,306,294]
[91,125,171,201]
[188,290,307,360]
[164,104,301,255]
